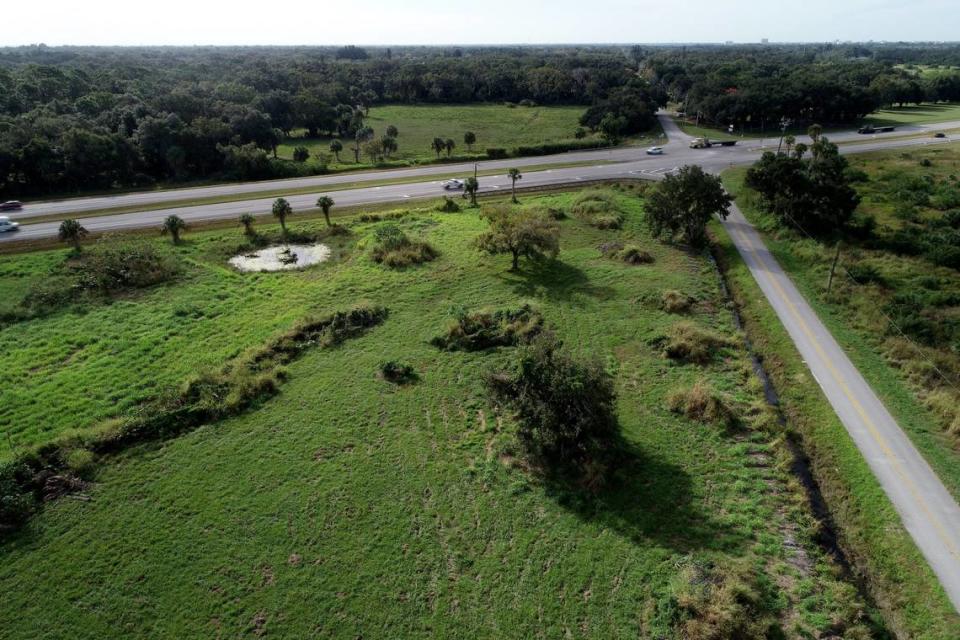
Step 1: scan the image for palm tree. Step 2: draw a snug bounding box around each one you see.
[808,123,823,143]
[316,196,335,227]
[385,125,399,138]
[507,168,523,203]
[444,138,456,157]
[464,177,479,206]
[239,213,256,237]
[161,215,187,244]
[784,135,796,156]
[464,131,476,151]
[272,198,293,236]
[431,137,445,159]
[381,136,398,159]
[58,218,88,253]
[329,139,343,162]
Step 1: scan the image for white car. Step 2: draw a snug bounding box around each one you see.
[646,146,664,155]
[0,216,20,233]
[442,179,465,190]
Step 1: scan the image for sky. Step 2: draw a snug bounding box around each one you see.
[3,0,958,47]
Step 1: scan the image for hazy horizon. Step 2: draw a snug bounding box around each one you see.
[4,0,958,48]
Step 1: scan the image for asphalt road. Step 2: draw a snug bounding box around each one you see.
[3,112,960,611]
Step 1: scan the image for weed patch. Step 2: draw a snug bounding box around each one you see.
[662,321,733,364]
[431,305,543,351]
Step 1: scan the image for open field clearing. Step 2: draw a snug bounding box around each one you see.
[0,187,881,638]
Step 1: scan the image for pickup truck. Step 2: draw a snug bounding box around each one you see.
[689,138,737,149]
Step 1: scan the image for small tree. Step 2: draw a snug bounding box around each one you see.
[476,205,560,271]
[239,213,256,237]
[329,139,343,162]
[646,165,733,248]
[444,138,456,157]
[354,126,373,163]
[464,176,479,206]
[385,124,399,138]
[292,146,310,162]
[316,195,335,226]
[431,137,445,158]
[381,135,398,158]
[58,218,88,252]
[464,131,476,151]
[507,168,523,203]
[784,134,796,156]
[161,215,187,244]
[272,197,293,235]
[574,127,587,139]
[486,333,619,483]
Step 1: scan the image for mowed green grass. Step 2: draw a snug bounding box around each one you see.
[0,189,869,638]
[278,104,594,167]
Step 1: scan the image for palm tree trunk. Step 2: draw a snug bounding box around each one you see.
[511,251,520,271]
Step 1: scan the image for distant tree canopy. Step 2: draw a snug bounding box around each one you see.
[1,43,958,198]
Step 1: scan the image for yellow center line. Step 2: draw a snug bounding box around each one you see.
[728,219,960,559]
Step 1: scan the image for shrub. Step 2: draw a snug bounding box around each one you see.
[432,305,543,351]
[436,197,461,213]
[571,190,624,228]
[72,239,181,292]
[846,263,887,287]
[658,560,779,640]
[666,381,738,428]
[63,448,96,478]
[598,241,624,257]
[486,148,509,160]
[513,140,611,157]
[661,290,693,313]
[379,361,417,384]
[486,334,620,484]
[0,463,34,529]
[663,321,732,364]
[618,245,654,265]
[370,225,438,268]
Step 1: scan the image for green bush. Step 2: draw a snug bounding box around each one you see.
[73,239,181,292]
[486,334,620,485]
[436,197,461,213]
[486,148,509,160]
[370,225,438,268]
[846,263,887,287]
[618,245,654,265]
[432,305,543,351]
[379,361,417,384]
[662,322,733,364]
[661,290,693,313]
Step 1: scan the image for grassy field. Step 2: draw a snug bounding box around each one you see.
[278,104,593,167]
[0,188,878,638]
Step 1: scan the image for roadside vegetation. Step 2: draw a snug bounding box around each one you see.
[0,186,882,638]
[715,142,960,638]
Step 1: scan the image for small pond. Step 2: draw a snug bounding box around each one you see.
[229,244,331,272]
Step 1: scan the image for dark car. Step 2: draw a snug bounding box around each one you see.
[0,200,22,211]
[934,132,947,138]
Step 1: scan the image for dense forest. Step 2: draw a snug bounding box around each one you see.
[0,43,958,198]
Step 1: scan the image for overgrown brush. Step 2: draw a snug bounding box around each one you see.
[431,305,543,351]
[371,224,438,268]
[619,245,654,265]
[486,333,620,489]
[379,360,417,384]
[435,197,461,213]
[662,321,733,364]
[661,290,693,313]
[666,380,739,428]
[571,191,625,229]
[0,303,388,533]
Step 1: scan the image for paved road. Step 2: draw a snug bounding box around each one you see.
[3,111,960,611]
[723,203,960,613]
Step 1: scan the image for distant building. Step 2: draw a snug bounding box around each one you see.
[761,38,769,44]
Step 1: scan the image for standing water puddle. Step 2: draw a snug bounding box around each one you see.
[229,244,331,272]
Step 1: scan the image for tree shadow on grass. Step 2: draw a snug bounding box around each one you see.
[543,441,749,556]
[497,259,616,305]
